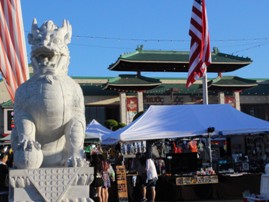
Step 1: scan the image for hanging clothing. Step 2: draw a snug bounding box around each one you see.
[188,140,198,153]
[173,142,182,153]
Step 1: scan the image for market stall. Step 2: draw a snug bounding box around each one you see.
[104,104,269,201]
[106,104,269,171]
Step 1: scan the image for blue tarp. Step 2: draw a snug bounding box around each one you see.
[102,104,269,143]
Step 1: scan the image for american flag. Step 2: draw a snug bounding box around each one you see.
[0,0,29,101]
[186,0,211,88]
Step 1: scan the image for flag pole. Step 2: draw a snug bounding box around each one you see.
[202,73,208,105]
[208,131,212,168]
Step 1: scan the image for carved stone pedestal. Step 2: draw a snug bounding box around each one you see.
[9,167,94,202]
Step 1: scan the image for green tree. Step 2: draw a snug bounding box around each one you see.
[116,122,126,130]
[132,111,144,122]
[104,119,118,131]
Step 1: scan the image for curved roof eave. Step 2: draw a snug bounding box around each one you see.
[105,83,162,87]
[210,84,258,87]
[113,59,252,65]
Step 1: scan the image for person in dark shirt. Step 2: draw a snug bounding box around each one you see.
[91,153,104,202]
[0,151,9,193]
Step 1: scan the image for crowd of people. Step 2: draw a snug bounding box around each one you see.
[87,151,116,202]
[86,142,160,202]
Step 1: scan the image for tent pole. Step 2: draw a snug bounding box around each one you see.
[208,132,212,168]
[203,74,208,104]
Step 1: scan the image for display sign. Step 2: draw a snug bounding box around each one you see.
[126,97,137,124]
[176,175,218,186]
[4,109,15,134]
[116,165,128,202]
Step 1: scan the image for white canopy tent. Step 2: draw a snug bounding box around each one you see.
[85,119,112,142]
[102,104,269,143]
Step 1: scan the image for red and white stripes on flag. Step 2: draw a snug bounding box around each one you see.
[0,0,29,101]
[186,0,211,88]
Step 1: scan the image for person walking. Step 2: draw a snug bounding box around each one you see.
[141,154,158,202]
[101,160,115,202]
[130,153,145,201]
[91,153,104,202]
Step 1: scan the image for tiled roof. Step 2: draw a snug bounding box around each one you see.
[241,82,269,95]
[109,47,252,73]
[208,76,257,91]
[104,74,161,91]
[79,76,269,96]
[1,100,13,108]
[145,83,203,95]
[80,84,118,96]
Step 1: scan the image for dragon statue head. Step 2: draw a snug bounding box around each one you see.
[28,19,72,76]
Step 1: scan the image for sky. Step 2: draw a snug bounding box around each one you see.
[20,0,269,79]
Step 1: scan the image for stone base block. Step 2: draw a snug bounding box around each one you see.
[9,167,94,202]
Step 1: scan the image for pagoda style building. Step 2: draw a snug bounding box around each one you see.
[106,46,254,123]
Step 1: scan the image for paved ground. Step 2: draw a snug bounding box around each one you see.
[192,199,243,202]
[127,200,243,202]
[154,200,242,202]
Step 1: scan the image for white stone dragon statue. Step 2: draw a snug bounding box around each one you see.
[11,19,86,169]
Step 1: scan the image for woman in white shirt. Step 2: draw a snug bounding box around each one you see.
[141,156,158,202]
